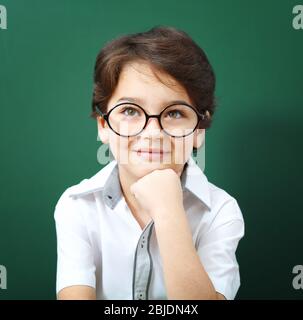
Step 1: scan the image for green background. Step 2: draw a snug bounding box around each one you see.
[0,0,302,299]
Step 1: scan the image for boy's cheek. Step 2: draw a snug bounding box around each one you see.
[108,136,129,157]
[172,146,192,165]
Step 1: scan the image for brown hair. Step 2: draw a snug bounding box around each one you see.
[91,26,216,129]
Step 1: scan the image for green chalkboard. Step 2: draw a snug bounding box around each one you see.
[0,0,302,299]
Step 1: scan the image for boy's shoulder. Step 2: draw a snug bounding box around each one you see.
[55,160,118,207]
[185,157,241,213]
[206,180,243,222]
[208,180,238,204]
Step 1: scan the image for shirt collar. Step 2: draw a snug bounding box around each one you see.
[69,156,211,210]
[180,156,211,210]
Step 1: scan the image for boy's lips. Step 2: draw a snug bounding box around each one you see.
[134,149,170,154]
[132,149,171,161]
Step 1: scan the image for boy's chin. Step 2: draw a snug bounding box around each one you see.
[127,162,174,178]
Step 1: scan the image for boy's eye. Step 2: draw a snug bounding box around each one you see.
[166,109,184,119]
[121,107,140,117]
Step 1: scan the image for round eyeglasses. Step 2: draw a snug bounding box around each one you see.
[95,102,208,138]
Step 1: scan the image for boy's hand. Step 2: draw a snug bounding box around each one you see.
[130,168,184,220]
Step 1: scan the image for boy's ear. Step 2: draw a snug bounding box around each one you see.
[193,128,205,149]
[97,117,109,144]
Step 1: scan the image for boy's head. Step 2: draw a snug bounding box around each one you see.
[91,26,216,179]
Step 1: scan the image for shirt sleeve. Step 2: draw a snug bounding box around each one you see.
[196,198,245,300]
[54,189,96,295]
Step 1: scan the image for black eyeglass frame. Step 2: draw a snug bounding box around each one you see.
[95,102,208,138]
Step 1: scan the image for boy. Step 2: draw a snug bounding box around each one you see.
[54,26,244,300]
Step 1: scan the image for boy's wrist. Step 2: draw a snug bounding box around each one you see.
[150,204,186,223]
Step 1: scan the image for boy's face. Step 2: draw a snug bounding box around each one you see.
[97,61,204,179]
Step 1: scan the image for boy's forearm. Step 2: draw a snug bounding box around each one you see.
[153,207,218,300]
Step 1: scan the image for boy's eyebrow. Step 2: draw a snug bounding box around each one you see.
[116,96,190,106]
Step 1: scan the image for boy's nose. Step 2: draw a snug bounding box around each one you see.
[141,117,162,137]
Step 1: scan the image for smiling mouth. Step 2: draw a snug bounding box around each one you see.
[133,150,171,161]
[135,150,169,155]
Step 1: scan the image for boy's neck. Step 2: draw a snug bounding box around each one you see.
[117,165,149,225]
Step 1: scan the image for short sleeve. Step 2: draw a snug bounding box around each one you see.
[196,198,245,300]
[54,189,96,294]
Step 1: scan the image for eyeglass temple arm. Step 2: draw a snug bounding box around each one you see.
[95,105,108,119]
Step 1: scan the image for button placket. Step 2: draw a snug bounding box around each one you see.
[132,220,154,300]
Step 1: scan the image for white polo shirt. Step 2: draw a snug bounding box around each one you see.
[54,156,245,300]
